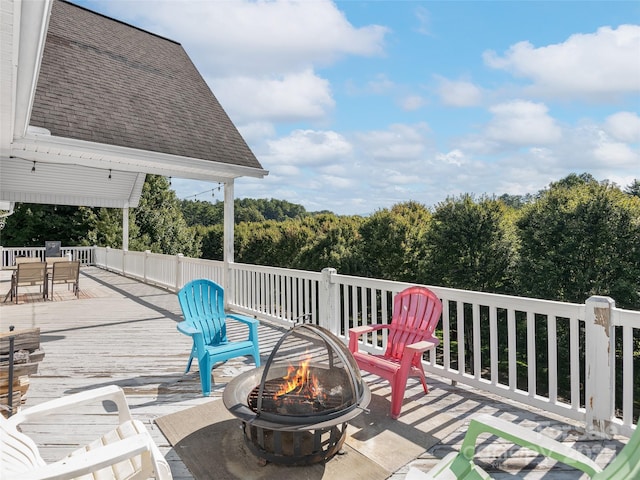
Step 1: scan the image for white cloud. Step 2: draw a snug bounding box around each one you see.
[436,78,483,107]
[365,74,395,94]
[100,0,387,127]
[104,0,388,76]
[483,25,640,99]
[236,122,276,145]
[485,100,562,146]
[399,95,427,111]
[436,149,466,167]
[593,141,639,166]
[413,6,432,36]
[355,123,431,161]
[604,111,640,143]
[211,70,334,123]
[265,130,352,165]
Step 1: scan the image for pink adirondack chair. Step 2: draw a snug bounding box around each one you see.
[348,286,442,419]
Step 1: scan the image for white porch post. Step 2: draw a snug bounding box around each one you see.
[319,268,339,334]
[584,295,615,436]
[223,179,234,307]
[122,205,129,251]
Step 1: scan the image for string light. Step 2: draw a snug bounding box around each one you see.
[108,169,112,180]
[184,183,223,200]
[31,161,36,173]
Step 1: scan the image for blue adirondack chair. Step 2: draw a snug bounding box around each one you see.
[177,279,260,396]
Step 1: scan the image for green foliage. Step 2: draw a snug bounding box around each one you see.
[2,171,638,311]
[1,204,97,246]
[625,179,640,198]
[197,224,223,260]
[237,198,309,221]
[180,197,310,227]
[517,178,640,309]
[356,201,431,282]
[180,200,223,227]
[423,194,517,292]
[292,214,364,273]
[129,175,201,257]
[497,193,535,209]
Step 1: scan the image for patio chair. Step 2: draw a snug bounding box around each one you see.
[0,385,172,480]
[49,260,80,299]
[405,413,640,479]
[10,262,47,303]
[348,286,442,419]
[15,256,42,264]
[177,279,261,396]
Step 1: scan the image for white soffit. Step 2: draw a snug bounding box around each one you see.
[11,132,268,182]
[1,156,145,208]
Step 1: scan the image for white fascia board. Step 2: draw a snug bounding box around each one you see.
[11,132,269,181]
[13,0,53,138]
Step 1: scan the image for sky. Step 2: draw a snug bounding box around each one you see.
[77,0,640,215]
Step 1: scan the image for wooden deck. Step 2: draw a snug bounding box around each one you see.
[0,267,628,479]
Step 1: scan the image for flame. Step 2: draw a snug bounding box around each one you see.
[272,354,323,400]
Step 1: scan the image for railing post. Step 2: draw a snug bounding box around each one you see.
[144,250,151,283]
[584,295,615,436]
[176,253,184,292]
[319,268,338,334]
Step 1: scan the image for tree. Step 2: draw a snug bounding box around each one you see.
[356,201,431,282]
[498,193,535,209]
[625,179,640,198]
[1,204,97,247]
[129,175,201,257]
[293,214,364,274]
[197,224,223,260]
[180,199,223,227]
[88,207,142,249]
[516,178,640,309]
[423,194,517,293]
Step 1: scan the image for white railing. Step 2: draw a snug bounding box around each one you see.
[3,246,637,436]
[0,245,94,266]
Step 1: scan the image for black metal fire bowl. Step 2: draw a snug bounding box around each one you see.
[223,365,371,431]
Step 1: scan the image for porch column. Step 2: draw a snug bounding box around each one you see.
[584,295,615,436]
[223,179,234,307]
[319,268,339,334]
[122,205,129,251]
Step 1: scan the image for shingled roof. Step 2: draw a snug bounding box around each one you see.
[31,0,261,170]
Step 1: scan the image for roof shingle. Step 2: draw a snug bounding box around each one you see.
[30,0,262,170]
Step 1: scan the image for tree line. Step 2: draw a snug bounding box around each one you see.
[2,172,639,416]
[2,173,639,309]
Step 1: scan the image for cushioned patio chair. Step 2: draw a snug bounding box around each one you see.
[349,286,442,419]
[177,279,261,396]
[0,385,172,480]
[405,413,640,479]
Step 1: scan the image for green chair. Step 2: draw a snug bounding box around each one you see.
[406,413,639,479]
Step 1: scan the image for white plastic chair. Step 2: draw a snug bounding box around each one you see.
[0,385,172,480]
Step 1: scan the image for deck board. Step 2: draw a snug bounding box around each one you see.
[0,267,626,479]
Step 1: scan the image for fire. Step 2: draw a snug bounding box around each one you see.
[273,355,323,400]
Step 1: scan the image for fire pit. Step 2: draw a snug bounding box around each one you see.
[223,323,371,465]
